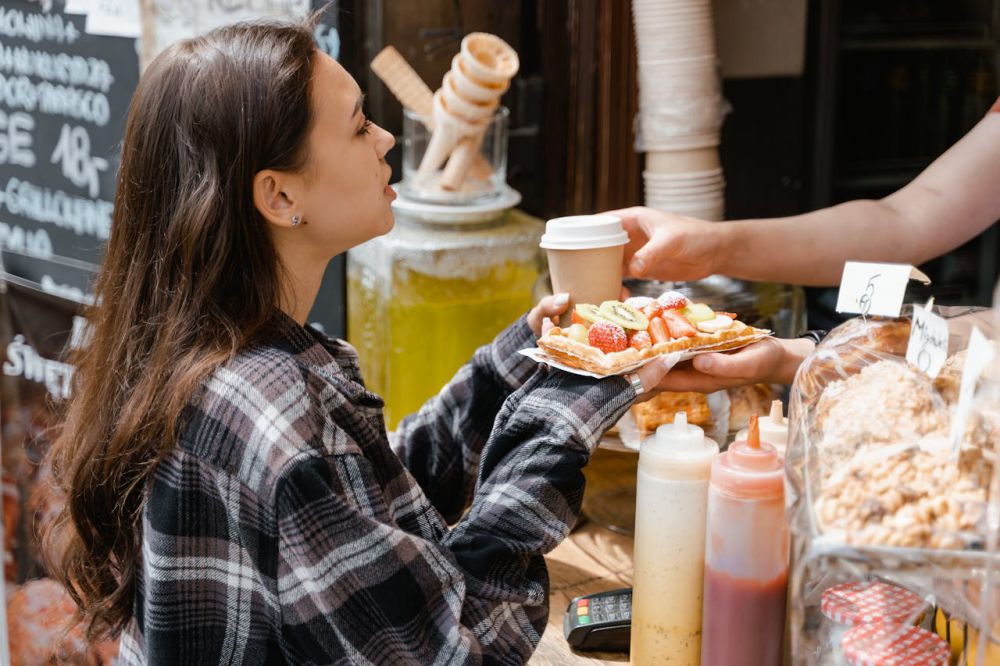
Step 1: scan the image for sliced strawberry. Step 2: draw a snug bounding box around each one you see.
[641,302,665,321]
[628,330,652,351]
[657,292,689,310]
[717,312,738,319]
[647,316,671,345]
[624,296,654,311]
[588,321,628,354]
[662,310,698,338]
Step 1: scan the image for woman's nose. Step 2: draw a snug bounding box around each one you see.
[376,124,395,159]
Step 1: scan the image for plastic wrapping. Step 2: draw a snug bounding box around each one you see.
[786,305,1000,664]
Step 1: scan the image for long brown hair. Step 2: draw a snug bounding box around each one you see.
[45,18,319,640]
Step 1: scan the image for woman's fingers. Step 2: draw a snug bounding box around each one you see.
[527,293,570,336]
[634,355,678,394]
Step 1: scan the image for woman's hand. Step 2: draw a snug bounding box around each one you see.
[651,337,815,393]
[527,293,570,337]
[603,206,727,281]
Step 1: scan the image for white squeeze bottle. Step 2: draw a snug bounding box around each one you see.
[737,400,788,456]
[630,413,720,665]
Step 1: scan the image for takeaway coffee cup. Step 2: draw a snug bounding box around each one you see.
[540,214,629,326]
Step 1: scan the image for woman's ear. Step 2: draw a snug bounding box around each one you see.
[253,169,303,229]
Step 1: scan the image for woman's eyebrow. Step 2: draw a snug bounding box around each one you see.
[352,93,366,118]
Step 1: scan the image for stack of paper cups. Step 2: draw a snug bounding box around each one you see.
[643,168,725,221]
[632,0,727,220]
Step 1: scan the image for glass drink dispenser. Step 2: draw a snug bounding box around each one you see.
[347,107,541,430]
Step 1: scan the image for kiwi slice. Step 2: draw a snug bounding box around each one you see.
[683,303,715,324]
[598,300,649,331]
[574,303,607,324]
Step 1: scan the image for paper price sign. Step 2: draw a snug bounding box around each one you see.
[906,305,948,378]
[949,326,997,455]
[836,262,931,318]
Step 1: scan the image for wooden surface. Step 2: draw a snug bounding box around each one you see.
[529,449,638,665]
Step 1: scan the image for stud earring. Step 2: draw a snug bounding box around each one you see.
[291,215,301,226]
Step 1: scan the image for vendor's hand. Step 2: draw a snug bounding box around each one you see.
[603,206,724,281]
[651,337,815,393]
[528,293,570,337]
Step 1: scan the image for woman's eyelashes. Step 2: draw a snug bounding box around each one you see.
[357,117,373,136]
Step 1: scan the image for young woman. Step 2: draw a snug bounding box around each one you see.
[45,18,670,664]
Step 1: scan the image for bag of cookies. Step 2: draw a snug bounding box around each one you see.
[786,305,1000,664]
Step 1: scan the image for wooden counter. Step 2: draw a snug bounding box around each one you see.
[529,448,638,665]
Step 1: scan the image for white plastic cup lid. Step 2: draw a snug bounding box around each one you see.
[539,214,629,250]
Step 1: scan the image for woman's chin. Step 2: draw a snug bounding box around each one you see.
[381,210,396,234]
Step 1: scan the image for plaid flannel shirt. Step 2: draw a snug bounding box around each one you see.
[117,313,634,665]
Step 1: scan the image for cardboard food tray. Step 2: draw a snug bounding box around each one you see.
[519,330,772,379]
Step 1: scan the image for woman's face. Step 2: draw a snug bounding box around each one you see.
[292,52,396,257]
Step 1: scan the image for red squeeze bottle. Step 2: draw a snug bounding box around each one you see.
[700,415,789,666]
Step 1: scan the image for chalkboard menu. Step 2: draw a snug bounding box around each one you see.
[0,1,139,301]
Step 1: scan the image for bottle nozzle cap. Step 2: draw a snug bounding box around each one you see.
[748,413,760,450]
[711,411,784,499]
[769,399,784,424]
[673,411,688,431]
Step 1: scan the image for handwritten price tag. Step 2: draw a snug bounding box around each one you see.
[950,326,997,455]
[836,262,931,318]
[906,304,949,378]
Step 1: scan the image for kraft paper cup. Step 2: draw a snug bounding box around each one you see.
[540,215,629,326]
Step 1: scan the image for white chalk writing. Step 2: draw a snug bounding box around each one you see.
[40,275,91,304]
[0,110,35,167]
[0,8,80,44]
[0,41,114,92]
[0,220,52,257]
[0,176,112,240]
[51,123,107,198]
[3,333,74,400]
[0,73,110,126]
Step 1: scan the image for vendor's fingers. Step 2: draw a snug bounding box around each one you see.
[541,317,556,335]
[649,366,746,394]
[691,340,779,378]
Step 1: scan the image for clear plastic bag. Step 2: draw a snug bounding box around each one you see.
[786,305,1000,664]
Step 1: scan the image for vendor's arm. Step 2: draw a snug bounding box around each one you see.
[392,294,571,522]
[615,109,1000,286]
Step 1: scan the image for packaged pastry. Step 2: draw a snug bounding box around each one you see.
[630,391,712,435]
[535,292,770,376]
[727,383,777,432]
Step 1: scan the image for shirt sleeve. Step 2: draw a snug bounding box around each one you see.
[276,370,634,665]
[391,315,541,522]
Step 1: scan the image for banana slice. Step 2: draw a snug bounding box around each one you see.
[697,315,736,334]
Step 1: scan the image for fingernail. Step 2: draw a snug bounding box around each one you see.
[694,355,713,371]
[554,293,569,307]
[631,257,646,275]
